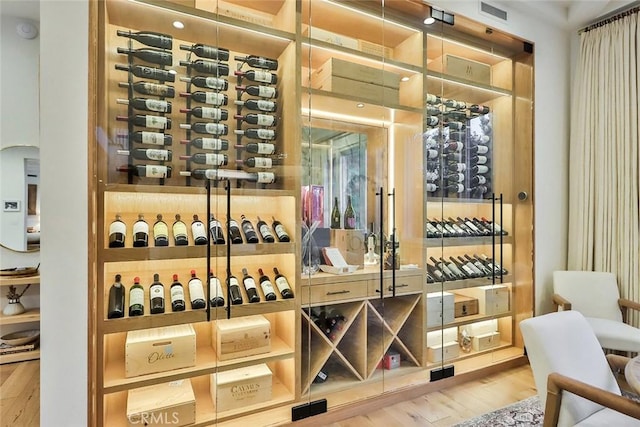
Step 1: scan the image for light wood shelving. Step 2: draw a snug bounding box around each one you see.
[0,274,40,364]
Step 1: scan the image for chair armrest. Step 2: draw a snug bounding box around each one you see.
[619,298,640,324]
[543,372,640,427]
[552,293,572,311]
[606,353,631,373]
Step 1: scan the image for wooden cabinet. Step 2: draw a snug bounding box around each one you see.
[0,274,40,364]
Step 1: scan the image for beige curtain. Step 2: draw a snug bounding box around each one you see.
[568,11,640,324]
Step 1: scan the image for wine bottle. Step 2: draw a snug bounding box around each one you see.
[208,215,225,244]
[153,214,169,246]
[446,172,465,183]
[180,137,229,151]
[116,47,172,65]
[458,255,485,277]
[115,64,175,82]
[170,274,186,312]
[469,155,488,165]
[227,217,244,244]
[234,99,277,112]
[241,268,260,303]
[450,256,477,278]
[425,221,440,238]
[330,197,340,229]
[446,183,465,193]
[116,114,171,130]
[441,257,466,280]
[235,142,276,154]
[257,268,277,301]
[448,217,474,236]
[272,267,294,298]
[424,116,438,127]
[235,85,278,99]
[118,81,176,98]
[470,217,492,235]
[191,214,208,245]
[117,148,172,161]
[132,214,149,247]
[343,196,356,229]
[459,216,482,235]
[179,107,228,120]
[272,216,291,242]
[107,274,126,319]
[425,183,439,193]
[179,59,229,76]
[108,214,126,248]
[117,30,172,49]
[425,93,441,104]
[468,144,489,155]
[130,131,172,146]
[476,253,508,275]
[470,104,490,115]
[179,153,228,166]
[234,55,278,70]
[180,76,228,91]
[209,270,225,307]
[227,274,243,305]
[256,216,275,243]
[116,97,171,113]
[446,218,466,236]
[188,270,206,309]
[441,220,458,236]
[234,69,277,84]
[429,256,455,280]
[179,122,228,136]
[179,91,228,106]
[234,113,277,127]
[183,169,276,184]
[149,273,165,314]
[128,277,144,316]
[481,216,506,235]
[468,175,488,186]
[464,254,492,275]
[426,263,445,282]
[234,128,276,141]
[426,149,439,160]
[425,106,441,116]
[172,214,189,246]
[240,214,259,243]
[179,43,229,60]
[242,157,273,169]
[442,141,463,153]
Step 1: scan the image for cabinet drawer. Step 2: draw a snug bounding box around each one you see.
[301,281,368,304]
[368,274,423,297]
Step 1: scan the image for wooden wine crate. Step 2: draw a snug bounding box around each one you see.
[445,54,491,85]
[126,379,196,427]
[426,326,458,347]
[311,75,400,105]
[472,331,501,351]
[125,325,196,378]
[305,27,359,50]
[210,364,273,412]
[455,285,510,315]
[330,229,365,268]
[462,319,498,337]
[313,57,401,88]
[215,315,271,361]
[427,341,459,363]
[453,294,479,318]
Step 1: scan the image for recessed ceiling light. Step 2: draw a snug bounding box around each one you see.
[401,76,410,82]
[424,17,436,25]
[173,21,184,29]
[356,103,365,108]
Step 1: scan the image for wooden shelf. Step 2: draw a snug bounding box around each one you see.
[0,308,40,326]
[425,235,513,248]
[0,274,40,287]
[426,275,513,293]
[104,184,296,198]
[0,349,40,364]
[426,311,513,333]
[425,341,513,369]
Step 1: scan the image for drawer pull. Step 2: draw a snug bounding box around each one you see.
[326,290,350,296]
[387,283,409,291]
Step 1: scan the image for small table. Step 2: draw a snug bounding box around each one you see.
[624,355,640,393]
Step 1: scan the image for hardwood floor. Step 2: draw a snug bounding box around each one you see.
[0,360,39,427]
[0,361,535,427]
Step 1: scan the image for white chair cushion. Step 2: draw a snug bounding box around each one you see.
[587,317,640,352]
[573,406,640,426]
[553,271,623,322]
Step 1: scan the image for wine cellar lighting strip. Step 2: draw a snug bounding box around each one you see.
[425,74,511,96]
[322,0,422,33]
[426,33,511,60]
[301,108,392,127]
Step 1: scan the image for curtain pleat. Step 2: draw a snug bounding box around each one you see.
[568,13,640,326]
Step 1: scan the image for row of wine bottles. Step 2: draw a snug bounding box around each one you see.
[425,93,491,114]
[108,213,290,248]
[115,149,277,169]
[107,267,294,319]
[329,196,357,230]
[426,216,506,238]
[306,306,347,342]
[426,253,508,283]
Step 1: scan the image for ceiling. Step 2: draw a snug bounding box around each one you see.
[0,0,39,21]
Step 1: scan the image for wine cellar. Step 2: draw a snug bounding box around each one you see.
[89,0,534,425]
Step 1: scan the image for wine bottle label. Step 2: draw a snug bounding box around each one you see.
[426,183,438,192]
[252,157,272,168]
[252,70,273,83]
[255,142,275,154]
[477,175,487,184]
[258,86,276,98]
[204,77,226,90]
[476,155,488,164]
[133,221,149,236]
[205,153,225,165]
[229,277,240,290]
[205,92,225,105]
[173,222,188,239]
[142,82,171,97]
[425,116,438,126]
[200,46,217,57]
[477,145,489,154]
[260,279,276,295]
[274,224,287,238]
[188,279,205,301]
[256,100,276,111]
[144,99,169,112]
[145,149,170,161]
[452,163,465,172]
[130,288,144,307]
[256,172,275,183]
[109,221,126,237]
[450,173,464,183]
[170,286,185,303]
[243,277,257,290]
[255,129,274,139]
[192,222,207,240]
[204,123,225,134]
[256,114,275,126]
[145,116,168,129]
[212,277,224,299]
[229,220,240,230]
[140,131,164,145]
[203,169,221,180]
[425,171,438,181]
[200,107,222,120]
[461,264,475,276]
[150,284,164,299]
[477,165,489,174]
[259,224,274,238]
[426,150,438,159]
[450,184,464,192]
[346,217,356,228]
[144,165,169,178]
[210,219,222,230]
[201,138,224,151]
[153,222,169,239]
[274,277,291,293]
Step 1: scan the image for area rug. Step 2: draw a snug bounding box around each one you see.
[453,395,543,427]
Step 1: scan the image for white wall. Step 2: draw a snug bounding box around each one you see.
[39,1,88,426]
[429,0,571,315]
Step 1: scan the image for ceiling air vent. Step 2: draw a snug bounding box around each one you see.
[480,2,508,21]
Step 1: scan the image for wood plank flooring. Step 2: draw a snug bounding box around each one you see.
[0,360,39,427]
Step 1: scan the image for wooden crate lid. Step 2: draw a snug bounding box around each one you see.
[126,324,195,343]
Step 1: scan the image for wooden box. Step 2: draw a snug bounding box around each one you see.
[426,291,455,327]
[125,325,196,378]
[210,363,272,412]
[454,285,510,315]
[472,331,501,351]
[445,54,491,85]
[306,27,359,50]
[126,379,196,427]
[311,75,400,104]
[427,341,459,363]
[426,326,458,347]
[462,319,498,337]
[330,229,365,268]
[453,294,479,318]
[313,57,401,88]
[215,315,271,361]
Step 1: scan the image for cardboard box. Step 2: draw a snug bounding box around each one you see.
[427,341,459,363]
[330,229,365,268]
[126,379,196,427]
[462,319,498,337]
[455,285,510,315]
[426,327,458,347]
[472,331,501,351]
[125,325,196,378]
[311,75,400,105]
[426,291,455,327]
[306,27,359,50]
[211,364,273,412]
[383,351,401,369]
[453,294,479,318]
[215,315,271,361]
[313,57,401,89]
[358,39,394,59]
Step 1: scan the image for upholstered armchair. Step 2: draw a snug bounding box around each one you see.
[521,310,640,426]
[552,270,640,353]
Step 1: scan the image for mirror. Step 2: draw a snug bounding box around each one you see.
[0,145,40,252]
